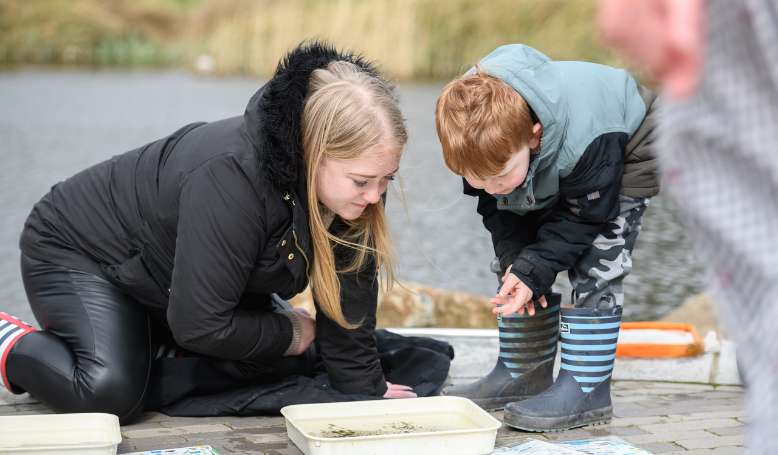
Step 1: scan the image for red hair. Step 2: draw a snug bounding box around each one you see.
[435,69,535,178]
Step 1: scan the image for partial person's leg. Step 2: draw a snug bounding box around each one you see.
[4,254,153,423]
[503,195,649,431]
[661,135,778,452]
[656,1,778,452]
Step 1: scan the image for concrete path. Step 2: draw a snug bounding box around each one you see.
[0,328,746,454]
[0,382,746,454]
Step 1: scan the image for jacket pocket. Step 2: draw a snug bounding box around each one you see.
[102,253,169,309]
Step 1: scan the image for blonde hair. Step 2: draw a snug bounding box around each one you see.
[435,68,535,179]
[302,60,407,329]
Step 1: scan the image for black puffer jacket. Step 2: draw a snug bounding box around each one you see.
[19,42,388,396]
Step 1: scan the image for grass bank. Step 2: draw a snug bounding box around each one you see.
[0,0,627,80]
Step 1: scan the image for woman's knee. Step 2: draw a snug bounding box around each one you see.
[9,332,149,423]
[76,363,150,422]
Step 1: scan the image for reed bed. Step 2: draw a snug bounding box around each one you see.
[0,0,627,80]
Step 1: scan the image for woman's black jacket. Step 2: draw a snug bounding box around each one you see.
[19,43,388,396]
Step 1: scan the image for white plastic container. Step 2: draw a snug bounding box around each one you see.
[281,396,501,455]
[0,413,121,454]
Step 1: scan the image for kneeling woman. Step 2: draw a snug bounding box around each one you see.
[0,42,414,423]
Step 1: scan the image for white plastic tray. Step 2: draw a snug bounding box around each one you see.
[0,413,121,454]
[281,396,502,455]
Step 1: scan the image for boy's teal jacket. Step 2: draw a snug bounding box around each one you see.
[463,44,659,298]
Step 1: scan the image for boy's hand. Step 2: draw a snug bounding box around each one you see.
[491,268,548,316]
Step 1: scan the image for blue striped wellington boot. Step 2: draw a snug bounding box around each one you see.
[441,294,560,410]
[503,305,621,431]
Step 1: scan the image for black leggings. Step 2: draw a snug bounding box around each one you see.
[9,254,314,423]
[9,254,153,422]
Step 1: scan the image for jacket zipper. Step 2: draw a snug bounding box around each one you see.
[292,229,310,274]
[284,192,311,274]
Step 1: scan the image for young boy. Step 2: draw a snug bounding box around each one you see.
[435,44,658,431]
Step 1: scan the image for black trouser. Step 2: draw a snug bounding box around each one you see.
[9,254,315,424]
[9,254,154,423]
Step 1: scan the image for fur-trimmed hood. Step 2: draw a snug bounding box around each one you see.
[243,41,380,191]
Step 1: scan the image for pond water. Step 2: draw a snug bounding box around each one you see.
[0,70,704,323]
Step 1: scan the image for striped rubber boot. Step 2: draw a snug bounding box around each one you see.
[441,294,560,410]
[503,305,621,431]
[0,312,37,394]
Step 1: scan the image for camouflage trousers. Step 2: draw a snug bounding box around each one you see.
[568,195,649,309]
[493,195,649,309]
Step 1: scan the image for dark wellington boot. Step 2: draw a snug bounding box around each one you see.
[503,305,621,431]
[442,294,561,410]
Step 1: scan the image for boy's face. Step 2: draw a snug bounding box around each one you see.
[465,145,532,195]
[464,122,542,195]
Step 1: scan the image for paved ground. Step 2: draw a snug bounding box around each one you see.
[0,327,746,454]
[0,380,745,454]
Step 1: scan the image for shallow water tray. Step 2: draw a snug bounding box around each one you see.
[0,413,121,454]
[281,396,501,455]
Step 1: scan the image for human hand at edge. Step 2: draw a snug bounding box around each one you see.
[598,0,704,99]
[383,382,418,399]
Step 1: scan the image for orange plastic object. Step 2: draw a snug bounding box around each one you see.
[616,322,704,358]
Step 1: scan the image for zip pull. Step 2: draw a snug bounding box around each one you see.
[282,192,295,206]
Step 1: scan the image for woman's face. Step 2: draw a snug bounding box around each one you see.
[316,144,401,220]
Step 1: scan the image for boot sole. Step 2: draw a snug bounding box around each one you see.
[472,395,532,412]
[502,406,613,432]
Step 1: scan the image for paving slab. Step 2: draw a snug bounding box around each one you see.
[0,381,746,454]
[0,328,748,454]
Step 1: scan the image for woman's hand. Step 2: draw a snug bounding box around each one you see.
[383,382,417,399]
[287,308,316,356]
